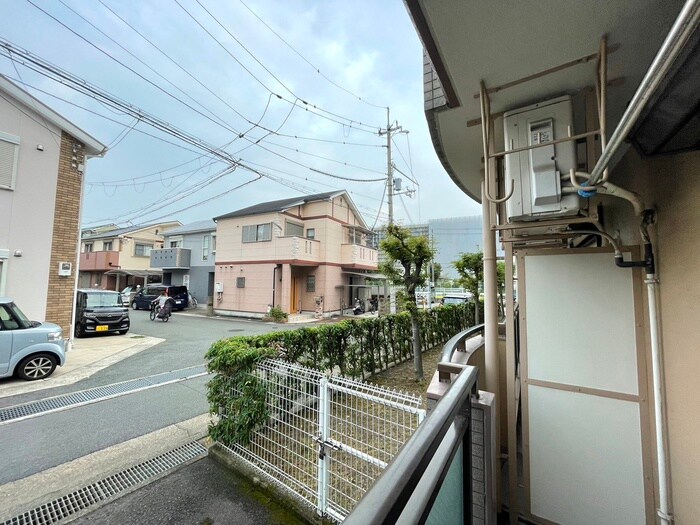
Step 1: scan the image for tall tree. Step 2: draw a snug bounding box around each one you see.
[379,224,435,381]
[454,251,483,324]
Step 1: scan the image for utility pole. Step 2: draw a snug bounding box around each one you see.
[378,108,407,225]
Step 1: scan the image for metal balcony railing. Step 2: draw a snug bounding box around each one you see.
[344,363,479,525]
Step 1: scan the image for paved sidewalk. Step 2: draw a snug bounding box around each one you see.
[0,333,163,398]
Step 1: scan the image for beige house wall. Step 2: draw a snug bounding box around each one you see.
[213,195,375,317]
[0,93,61,321]
[601,148,700,522]
[646,150,699,523]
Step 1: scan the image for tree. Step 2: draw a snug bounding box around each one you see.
[432,262,442,283]
[454,251,483,324]
[496,260,506,317]
[379,224,435,381]
[454,251,508,323]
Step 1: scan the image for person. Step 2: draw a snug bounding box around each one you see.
[152,290,171,319]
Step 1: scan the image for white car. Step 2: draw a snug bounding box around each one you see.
[0,297,66,380]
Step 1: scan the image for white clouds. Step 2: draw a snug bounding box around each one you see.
[0,0,481,227]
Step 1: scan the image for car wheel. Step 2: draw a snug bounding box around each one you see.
[74,323,85,338]
[16,354,58,381]
[132,301,138,310]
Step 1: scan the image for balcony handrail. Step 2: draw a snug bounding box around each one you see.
[440,323,485,365]
[344,364,478,524]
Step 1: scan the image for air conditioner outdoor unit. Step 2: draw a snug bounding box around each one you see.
[503,95,580,222]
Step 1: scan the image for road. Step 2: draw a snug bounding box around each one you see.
[0,310,304,522]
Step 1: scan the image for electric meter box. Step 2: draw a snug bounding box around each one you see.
[503,95,580,222]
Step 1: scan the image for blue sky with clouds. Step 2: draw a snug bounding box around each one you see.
[0,0,481,228]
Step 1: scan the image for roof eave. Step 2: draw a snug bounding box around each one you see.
[0,75,106,156]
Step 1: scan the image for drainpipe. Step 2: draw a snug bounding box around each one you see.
[647,266,674,525]
[610,212,674,524]
[588,0,700,186]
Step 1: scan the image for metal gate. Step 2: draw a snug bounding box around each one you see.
[218,359,425,522]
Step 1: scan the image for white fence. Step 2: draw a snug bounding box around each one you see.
[218,359,425,522]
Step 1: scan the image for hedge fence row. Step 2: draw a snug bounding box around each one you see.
[206,303,475,381]
[206,303,475,444]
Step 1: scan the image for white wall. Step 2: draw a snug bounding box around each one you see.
[0,94,61,320]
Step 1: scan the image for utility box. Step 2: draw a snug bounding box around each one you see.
[503,95,580,222]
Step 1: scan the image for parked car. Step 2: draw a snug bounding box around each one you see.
[0,297,66,381]
[75,289,130,338]
[131,285,188,311]
[120,284,141,307]
[441,293,473,305]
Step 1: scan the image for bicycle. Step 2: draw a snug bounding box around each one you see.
[188,293,198,309]
[150,300,172,322]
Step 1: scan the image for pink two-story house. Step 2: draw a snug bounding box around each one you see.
[213,191,378,318]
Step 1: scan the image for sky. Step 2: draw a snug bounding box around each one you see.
[0,0,482,230]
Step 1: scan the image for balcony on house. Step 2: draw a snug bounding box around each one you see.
[79,250,120,271]
[150,248,191,269]
[341,243,378,268]
[274,236,321,264]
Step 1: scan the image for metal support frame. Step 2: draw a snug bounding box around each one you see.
[476,36,613,525]
[478,36,611,204]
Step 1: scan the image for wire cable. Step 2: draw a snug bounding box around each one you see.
[174,0,381,133]
[25,0,244,138]
[238,0,386,109]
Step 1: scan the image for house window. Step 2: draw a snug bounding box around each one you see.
[307,275,316,293]
[211,234,216,254]
[237,277,245,288]
[103,241,113,251]
[306,228,315,240]
[84,243,93,253]
[346,227,362,244]
[242,223,272,243]
[285,221,304,237]
[135,243,153,257]
[169,236,183,248]
[0,132,20,191]
[202,235,211,261]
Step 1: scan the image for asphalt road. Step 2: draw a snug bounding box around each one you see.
[0,310,290,409]
[0,312,294,488]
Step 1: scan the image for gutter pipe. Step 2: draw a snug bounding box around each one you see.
[588,0,700,186]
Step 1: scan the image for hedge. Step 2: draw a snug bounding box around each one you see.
[206,303,474,381]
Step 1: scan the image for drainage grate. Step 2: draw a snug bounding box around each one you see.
[1,441,207,525]
[0,365,208,425]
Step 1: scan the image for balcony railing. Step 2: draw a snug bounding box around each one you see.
[275,236,320,264]
[344,363,478,524]
[79,250,119,271]
[341,243,378,268]
[150,248,191,269]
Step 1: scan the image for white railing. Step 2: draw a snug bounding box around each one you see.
[217,359,425,522]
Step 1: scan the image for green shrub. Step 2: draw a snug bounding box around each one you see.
[207,338,277,445]
[268,306,288,322]
[207,303,475,445]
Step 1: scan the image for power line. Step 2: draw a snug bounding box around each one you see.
[25,0,243,138]
[173,0,381,134]
[263,139,386,175]
[1,73,226,159]
[238,0,386,109]
[54,0,240,137]
[95,0,381,148]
